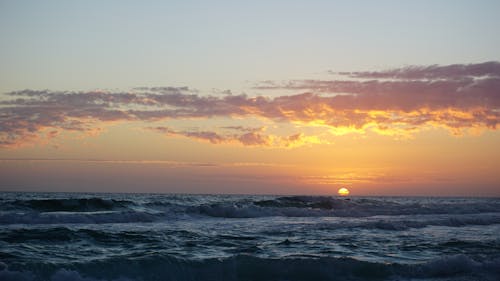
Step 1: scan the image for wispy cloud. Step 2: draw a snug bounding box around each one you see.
[333,61,500,80]
[1,62,499,148]
[302,173,413,185]
[0,158,290,168]
[149,126,321,148]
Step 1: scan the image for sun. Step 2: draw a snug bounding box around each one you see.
[337,187,350,196]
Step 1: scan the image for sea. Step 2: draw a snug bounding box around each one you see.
[0,192,499,281]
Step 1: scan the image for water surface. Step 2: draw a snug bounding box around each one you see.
[1,192,499,280]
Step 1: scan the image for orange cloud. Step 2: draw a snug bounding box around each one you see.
[1,62,499,147]
[149,126,323,148]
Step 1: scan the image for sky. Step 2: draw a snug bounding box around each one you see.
[1,0,499,196]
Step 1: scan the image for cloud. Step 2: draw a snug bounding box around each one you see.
[253,62,500,136]
[149,126,320,148]
[151,126,228,144]
[0,88,196,147]
[302,173,413,185]
[0,158,218,167]
[334,61,500,80]
[1,62,499,147]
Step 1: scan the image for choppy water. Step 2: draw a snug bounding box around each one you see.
[0,192,499,281]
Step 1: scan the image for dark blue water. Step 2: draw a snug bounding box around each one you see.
[1,192,499,281]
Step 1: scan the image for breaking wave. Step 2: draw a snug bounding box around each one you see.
[192,195,500,218]
[2,198,134,212]
[1,195,499,227]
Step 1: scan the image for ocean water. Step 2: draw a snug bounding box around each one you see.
[0,192,499,281]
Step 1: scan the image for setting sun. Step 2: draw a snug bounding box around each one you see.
[338,187,350,196]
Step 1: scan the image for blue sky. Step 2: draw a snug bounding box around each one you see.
[1,0,499,93]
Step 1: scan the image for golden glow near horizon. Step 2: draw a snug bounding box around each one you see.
[338,188,350,196]
[1,2,500,196]
[1,62,500,196]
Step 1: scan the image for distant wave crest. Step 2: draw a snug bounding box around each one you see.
[1,195,500,227]
[193,195,500,218]
[3,198,134,212]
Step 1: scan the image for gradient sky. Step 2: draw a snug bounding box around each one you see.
[1,0,499,196]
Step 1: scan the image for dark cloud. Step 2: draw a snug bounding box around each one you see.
[335,61,500,80]
[1,62,499,147]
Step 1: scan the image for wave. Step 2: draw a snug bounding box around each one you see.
[312,213,500,231]
[0,210,157,225]
[0,211,500,233]
[191,195,500,218]
[254,195,500,216]
[0,254,499,281]
[1,194,499,226]
[2,198,134,212]
[0,227,167,245]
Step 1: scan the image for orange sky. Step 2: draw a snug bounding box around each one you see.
[2,2,499,196]
[1,63,499,196]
